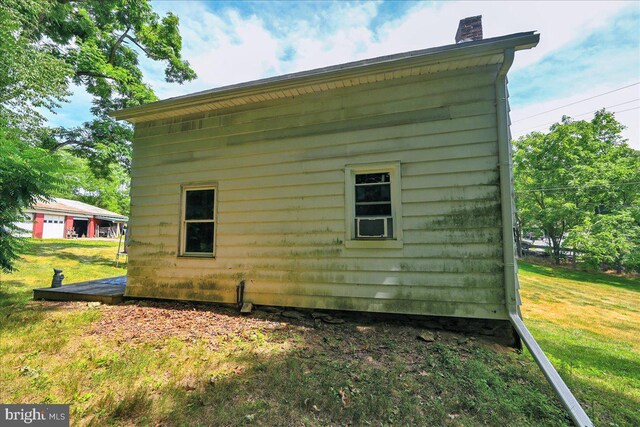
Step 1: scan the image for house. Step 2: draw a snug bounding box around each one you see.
[15,197,128,239]
[112,20,596,424]
[112,19,539,329]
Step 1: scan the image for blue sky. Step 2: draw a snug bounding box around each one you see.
[45,1,640,148]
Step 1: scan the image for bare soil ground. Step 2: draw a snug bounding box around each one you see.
[91,300,502,354]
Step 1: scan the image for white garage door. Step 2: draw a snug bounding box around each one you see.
[43,215,65,239]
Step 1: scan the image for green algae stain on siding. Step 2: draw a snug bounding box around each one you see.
[425,202,503,230]
[126,65,508,319]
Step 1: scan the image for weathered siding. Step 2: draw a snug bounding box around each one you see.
[126,64,506,319]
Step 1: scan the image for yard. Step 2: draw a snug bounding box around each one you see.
[0,239,638,426]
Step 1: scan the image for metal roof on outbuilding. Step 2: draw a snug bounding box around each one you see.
[30,198,128,221]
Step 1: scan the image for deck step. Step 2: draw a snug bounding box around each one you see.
[33,276,126,305]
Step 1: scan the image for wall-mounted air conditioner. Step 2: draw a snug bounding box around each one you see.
[356,217,392,238]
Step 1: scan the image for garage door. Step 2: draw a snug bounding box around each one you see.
[43,215,65,239]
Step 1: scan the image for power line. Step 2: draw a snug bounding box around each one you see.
[615,105,640,114]
[515,181,640,193]
[513,104,640,133]
[592,98,640,110]
[512,82,640,123]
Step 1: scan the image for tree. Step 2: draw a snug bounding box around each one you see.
[0,125,64,272]
[3,0,196,171]
[513,110,640,268]
[0,0,196,271]
[565,212,640,273]
[54,153,131,216]
[0,3,71,141]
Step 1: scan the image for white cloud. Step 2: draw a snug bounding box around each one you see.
[149,1,634,91]
[352,1,633,70]
[48,1,639,149]
[149,1,381,95]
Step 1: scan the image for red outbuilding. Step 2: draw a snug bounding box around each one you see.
[14,198,128,239]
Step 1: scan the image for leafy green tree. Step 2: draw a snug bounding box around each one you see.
[514,110,640,268]
[0,125,64,272]
[565,212,640,273]
[0,0,196,271]
[0,4,71,140]
[4,0,196,172]
[54,153,131,216]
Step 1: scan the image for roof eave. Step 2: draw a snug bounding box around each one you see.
[111,31,539,123]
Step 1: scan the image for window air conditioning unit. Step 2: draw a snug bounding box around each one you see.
[356,217,392,238]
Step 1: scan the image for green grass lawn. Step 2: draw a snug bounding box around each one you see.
[519,261,640,426]
[0,239,637,426]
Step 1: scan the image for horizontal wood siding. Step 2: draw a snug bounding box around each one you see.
[126,64,506,319]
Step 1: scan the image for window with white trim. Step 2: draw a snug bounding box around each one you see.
[345,162,403,249]
[180,186,217,256]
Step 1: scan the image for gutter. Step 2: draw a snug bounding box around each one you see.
[495,48,593,427]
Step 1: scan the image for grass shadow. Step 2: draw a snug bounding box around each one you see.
[84,333,571,427]
[0,280,99,333]
[21,240,120,254]
[537,339,640,384]
[560,367,640,425]
[21,248,116,266]
[0,282,30,308]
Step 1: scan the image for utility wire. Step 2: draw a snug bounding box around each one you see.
[513,104,640,133]
[515,181,640,193]
[615,105,640,114]
[588,98,639,110]
[512,100,639,129]
[512,82,640,123]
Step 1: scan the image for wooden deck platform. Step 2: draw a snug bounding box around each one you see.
[33,276,126,304]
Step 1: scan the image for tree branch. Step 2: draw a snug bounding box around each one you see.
[75,71,117,80]
[124,35,163,61]
[109,27,131,64]
[49,140,94,153]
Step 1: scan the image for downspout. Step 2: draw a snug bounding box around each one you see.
[496,48,593,427]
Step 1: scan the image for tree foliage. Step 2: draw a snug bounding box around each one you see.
[0,4,71,139]
[565,212,640,273]
[3,0,196,170]
[0,124,64,272]
[514,110,640,271]
[0,0,196,271]
[54,153,131,216]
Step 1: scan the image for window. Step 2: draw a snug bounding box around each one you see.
[345,162,402,249]
[180,186,217,256]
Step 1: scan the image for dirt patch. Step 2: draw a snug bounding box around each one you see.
[89,301,293,346]
[89,300,505,362]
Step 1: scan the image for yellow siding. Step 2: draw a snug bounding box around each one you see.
[126,64,507,319]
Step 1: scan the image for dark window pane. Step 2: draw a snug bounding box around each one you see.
[355,184,390,202]
[185,222,214,253]
[355,173,390,184]
[186,189,215,220]
[356,203,392,216]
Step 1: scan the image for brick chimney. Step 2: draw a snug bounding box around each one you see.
[455,15,483,43]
